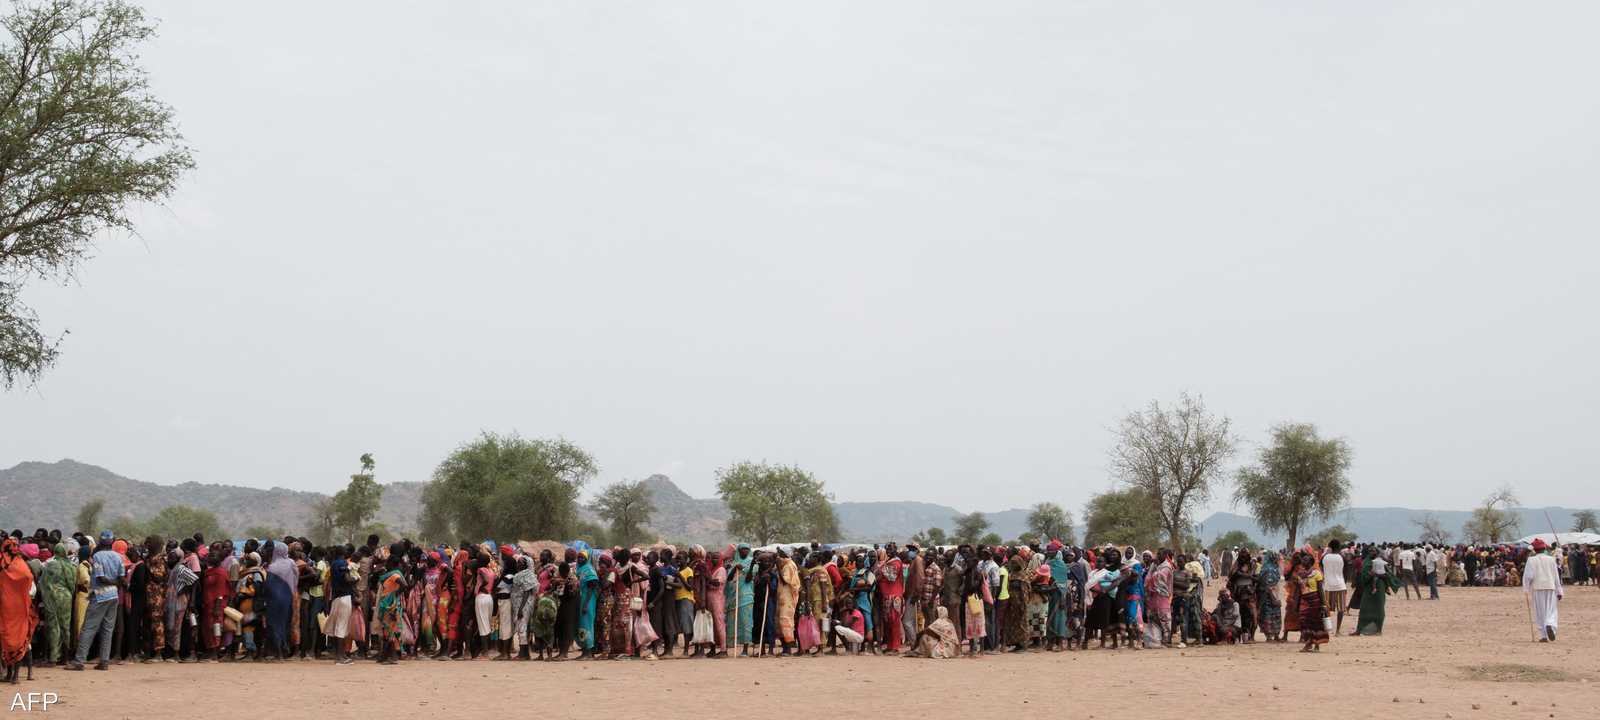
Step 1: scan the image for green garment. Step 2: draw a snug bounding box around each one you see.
[1353,567,1399,636]
[40,545,77,662]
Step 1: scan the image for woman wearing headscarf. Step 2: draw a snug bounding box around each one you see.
[706,546,728,656]
[1002,550,1029,651]
[905,605,961,659]
[163,545,197,659]
[0,538,38,683]
[199,543,233,660]
[801,551,831,656]
[1228,549,1258,643]
[600,549,629,658]
[140,536,166,659]
[753,552,778,656]
[726,544,753,655]
[960,548,989,655]
[1256,549,1283,642]
[575,550,599,659]
[1044,545,1070,650]
[1352,546,1397,636]
[262,540,298,659]
[421,552,444,656]
[1119,550,1146,649]
[543,551,573,659]
[1294,552,1329,651]
[622,548,658,659]
[39,542,75,664]
[591,550,616,659]
[775,547,801,655]
[374,552,407,664]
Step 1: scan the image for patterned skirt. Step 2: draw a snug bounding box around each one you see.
[1298,591,1329,645]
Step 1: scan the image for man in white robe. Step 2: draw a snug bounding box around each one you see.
[1522,538,1563,642]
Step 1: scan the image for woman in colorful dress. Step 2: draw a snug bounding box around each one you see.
[1294,552,1329,651]
[624,548,658,659]
[199,544,233,660]
[961,550,989,656]
[706,547,728,657]
[374,554,406,664]
[1003,550,1029,651]
[1256,549,1283,642]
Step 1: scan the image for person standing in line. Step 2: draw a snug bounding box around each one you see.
[67,531,124,671]
[1523,538,1562,642]
[1425,544,1442,600]
[1322,539,1348,634]
[1397,544,1420,600]
[902,544,923,644]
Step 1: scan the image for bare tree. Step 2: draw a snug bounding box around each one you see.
[1412,512,1451,545]
[1110,393,1237,553]
[1461,486,1521,544]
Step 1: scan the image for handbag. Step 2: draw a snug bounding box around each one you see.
[966,593,983,617]
[629,596,644,612]
[795,616,820,650]
[692,609,716,644]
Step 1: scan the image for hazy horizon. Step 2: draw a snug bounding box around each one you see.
[3,2,1597,518]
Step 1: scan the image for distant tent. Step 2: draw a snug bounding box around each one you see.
[1515,531,1600,547]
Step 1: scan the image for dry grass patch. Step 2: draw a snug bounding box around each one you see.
[1460,663,1578,683]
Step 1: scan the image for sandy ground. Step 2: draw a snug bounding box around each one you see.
[19,585,1597,720]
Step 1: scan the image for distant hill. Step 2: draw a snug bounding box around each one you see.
[0,459,424,537]
[2,460,1030,545]
[10,459,1583,547]
[1196,506,1590,547]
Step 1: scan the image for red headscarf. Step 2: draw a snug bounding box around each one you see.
[0,538,41,666]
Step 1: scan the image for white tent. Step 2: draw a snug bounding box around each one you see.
[1514,531,1600,547]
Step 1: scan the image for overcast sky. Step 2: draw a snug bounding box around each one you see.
[3,2,1596,516]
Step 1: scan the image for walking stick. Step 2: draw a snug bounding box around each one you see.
[1524,588,1538,643]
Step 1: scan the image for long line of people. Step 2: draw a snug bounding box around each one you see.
[0,527,1588,683]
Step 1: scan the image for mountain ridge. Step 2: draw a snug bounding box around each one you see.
[4,459,1588,546]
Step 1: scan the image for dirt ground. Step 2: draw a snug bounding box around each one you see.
[23,585,1598,720]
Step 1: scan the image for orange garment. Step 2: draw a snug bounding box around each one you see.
[1,540,40,667]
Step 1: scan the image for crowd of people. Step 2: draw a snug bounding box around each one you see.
[0,526,1587,683]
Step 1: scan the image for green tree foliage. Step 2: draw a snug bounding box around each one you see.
[331,453,383,543]
[243,525,286,541]
[715,461,837,545]
[138,505,223,541]
[1232,422,1353,550]
[74,497,105,533]
[1571,510,1599,533]
[978,532,1002,546]
[1461,486,1520,543]
[1083,488,1164,549]
[1410,513,1450,546]
[1306,524,1359,549]
[909,526,947,548]
[1208,529,1256,552]
[0,0,194,387]
[1025,501,1075,545]
[588,479,655,549]
[420,432,596,542]
[1110,393,1236,553]
[951,511,990,546]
